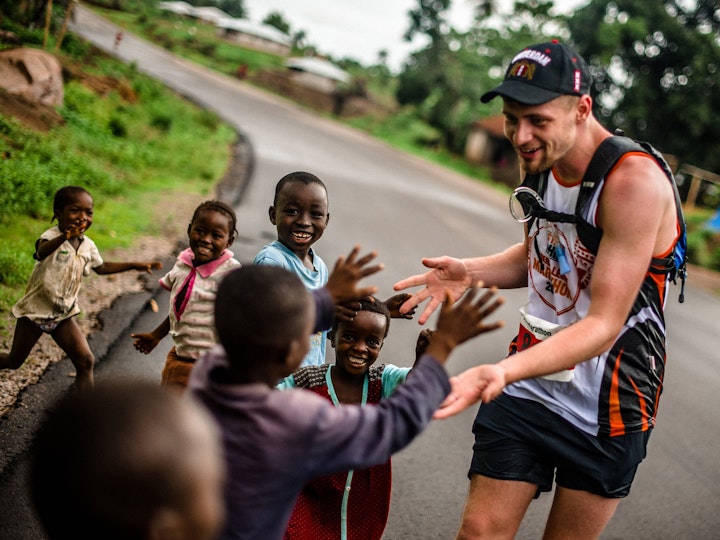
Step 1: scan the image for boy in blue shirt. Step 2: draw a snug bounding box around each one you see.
[253,171,330,366]
[254,172,414,367]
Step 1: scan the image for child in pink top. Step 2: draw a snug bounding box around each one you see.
[131,200,240,390]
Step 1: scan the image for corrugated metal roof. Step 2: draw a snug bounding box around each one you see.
[157,1,193,16]
[215,18,292,47]
[285,57,350,83]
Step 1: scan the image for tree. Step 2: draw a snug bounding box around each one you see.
[263,11,290,35]
[0,0,65,28]
[215,0,245,19]
[396,0,458,148]
[404,0,451,43]
[292,29,306,49]
[568,0,720,172]
[396,0,564,153]
[372,49,392,84]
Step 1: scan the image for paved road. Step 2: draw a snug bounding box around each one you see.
[2,7,720,538]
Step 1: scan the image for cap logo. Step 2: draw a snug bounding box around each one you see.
[573,69,582,92]
[511,49,552,66]
[509,60,536,81]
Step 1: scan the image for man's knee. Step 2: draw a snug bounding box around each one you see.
[456,516,487,540]
[456,474,537,540]
[457,511,515,540]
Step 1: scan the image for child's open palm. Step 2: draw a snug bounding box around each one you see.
[425,284,504,364]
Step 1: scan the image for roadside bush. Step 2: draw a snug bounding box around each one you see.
[60,33,92,58]
[197,109,220,131]
[197,43,217,58]
[150,114,172,132]
[709,236,720,272]
[108,116,127,137]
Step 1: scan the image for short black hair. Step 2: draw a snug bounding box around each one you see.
[53,186,91,218]
[215,266,312,363]
[191,200,238,237]
[30,379,216,540]
[273,171,327,206]
[332,297,391,337]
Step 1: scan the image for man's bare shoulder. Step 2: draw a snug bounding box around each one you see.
[600,152,677,250]
[605,152,673,201]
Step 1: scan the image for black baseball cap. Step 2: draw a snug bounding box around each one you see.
[481,40,592,105]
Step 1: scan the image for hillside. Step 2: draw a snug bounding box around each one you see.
[0,44,237,417]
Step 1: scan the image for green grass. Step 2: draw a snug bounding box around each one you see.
[0,45,236,324]
[96,7,286,77]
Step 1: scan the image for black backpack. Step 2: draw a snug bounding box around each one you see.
[519,131,688,303]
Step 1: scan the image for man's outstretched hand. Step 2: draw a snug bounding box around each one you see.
[424,283,504,365]
[393,256,472,324]
[433,363,508,420]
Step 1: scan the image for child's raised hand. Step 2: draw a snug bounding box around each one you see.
[131,332,160,354]
[385,293,415,320]
[424,283,504,365]
[325,246,383,304]
[63,222,86,239]
[335,300,362,323]
[139,261,163,274]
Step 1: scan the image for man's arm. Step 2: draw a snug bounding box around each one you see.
[393,241,528,324]
[463,242,530,289]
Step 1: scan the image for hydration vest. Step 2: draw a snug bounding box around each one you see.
[519,131,688,302]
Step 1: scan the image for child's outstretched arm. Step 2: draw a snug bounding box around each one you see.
[424,283,504,366]
[131,316,170,354]
[94,260,163,275]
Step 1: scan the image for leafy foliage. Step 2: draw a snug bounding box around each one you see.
[568,0,720,172]
[263,11,290,35]
[396,0,564,152]
[0,0,63,27]
[0,66,232,222]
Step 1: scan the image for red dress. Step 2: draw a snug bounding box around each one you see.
[283,365,395,540]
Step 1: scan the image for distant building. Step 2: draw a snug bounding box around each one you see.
[157,1,193,17]
[216,18,291,56]
[465,115,519,186]
[157,3,229,25]
[188,6,230,25]
[285,56,350,93]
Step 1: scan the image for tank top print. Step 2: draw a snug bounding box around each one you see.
[505,166,670,437]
